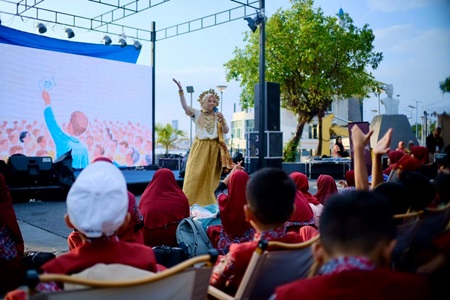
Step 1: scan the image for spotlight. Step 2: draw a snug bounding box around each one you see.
[133,40,142,50]
[36,23,47,34]
[65,28,75,39]
[102,35,112,45]
[119,37,127,48]
[244,11,265,33]
[244,17,259,33]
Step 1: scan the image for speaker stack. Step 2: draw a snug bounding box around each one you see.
[246,82,283,173]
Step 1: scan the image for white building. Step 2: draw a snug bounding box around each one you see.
[228,97,362,160]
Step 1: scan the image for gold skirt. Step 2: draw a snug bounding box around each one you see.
[183,138,221,206]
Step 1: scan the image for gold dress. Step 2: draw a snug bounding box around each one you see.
[183,109,222,206]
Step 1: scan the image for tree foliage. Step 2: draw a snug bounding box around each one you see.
[439,76,450,94]
[224,0,383,160]
[155,123,186,155]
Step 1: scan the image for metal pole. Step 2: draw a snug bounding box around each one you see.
[220,91,223,112]
[258,0,266,170]
[189,92,193,147]
[151,21,156,166]
[377,93,381,115]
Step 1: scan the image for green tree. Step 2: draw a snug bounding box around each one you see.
[155,123,186,156]
[439,76,450,94]
[224,0,382,160]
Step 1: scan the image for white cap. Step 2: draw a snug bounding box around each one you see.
[66,161,128,238]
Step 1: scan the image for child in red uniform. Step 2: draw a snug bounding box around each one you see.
[209,167,307,296]
[273,190,433,300]
[36,161,159,292]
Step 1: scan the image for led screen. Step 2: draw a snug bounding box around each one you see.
[0,42,153,169]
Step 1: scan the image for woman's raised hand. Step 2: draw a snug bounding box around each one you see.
[172,78,182,90]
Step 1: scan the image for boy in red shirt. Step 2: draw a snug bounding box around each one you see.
[36,161,158,292]
[210,167,308,296]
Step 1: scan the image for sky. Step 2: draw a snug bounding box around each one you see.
[1,0,449,136]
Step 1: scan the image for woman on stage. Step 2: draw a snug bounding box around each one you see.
[173,78,231,206]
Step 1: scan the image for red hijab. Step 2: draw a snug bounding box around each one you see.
[218,170,252,237]
[314,174,338,205]
[345,170,356,187]
[288,190,314,222]
[411,146,429,164]
[289,172,321,205]
[383,151,405,175]
[139,168,190,228]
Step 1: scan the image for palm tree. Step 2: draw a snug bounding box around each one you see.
[155,123,186,156]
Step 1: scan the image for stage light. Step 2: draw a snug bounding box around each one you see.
[244,11,266,33]
[244,17,259,33]
[102,35,112,45]
[65,28,75,39]
[119,37,127,48]
[133,40,142,50]
[36,23,47,34]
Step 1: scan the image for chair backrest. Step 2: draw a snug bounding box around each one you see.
[391,211,424,270]
[208,235,318,300]
[29,250,218,300]
[409,202,450,254]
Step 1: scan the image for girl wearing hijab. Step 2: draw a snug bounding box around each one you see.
[207,169,255,254]
[314,174,338,205]
[383,150,405,176]
[289,172,323,228]
[139,168,190,247]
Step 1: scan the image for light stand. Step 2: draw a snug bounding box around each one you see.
[217,85,227,112]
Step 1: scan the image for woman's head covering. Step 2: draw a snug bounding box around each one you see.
[410,146,429,164]
[139,168,190,228]
[396,155,421,173]
[345,170,356,187]
[210,170,255,254]
[314,174,338,205]
[289,172,321,205]
[383,151,406,176]
[288,190,315,223]
[219,170,252,237]
[388,150,406,165]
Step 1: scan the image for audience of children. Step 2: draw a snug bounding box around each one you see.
[209,168,311,296]
[5,124,449,298]
[273,190,433,300]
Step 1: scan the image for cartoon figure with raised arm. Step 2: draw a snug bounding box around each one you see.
[42,90,89,169]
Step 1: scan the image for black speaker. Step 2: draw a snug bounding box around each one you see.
[7,155,54,187]
[254,82,280,131]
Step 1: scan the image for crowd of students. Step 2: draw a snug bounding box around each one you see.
[1,125,449,299]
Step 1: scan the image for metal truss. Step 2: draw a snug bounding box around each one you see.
[0,0,259,42]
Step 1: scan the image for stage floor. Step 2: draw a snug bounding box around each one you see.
[8,169,184,203]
